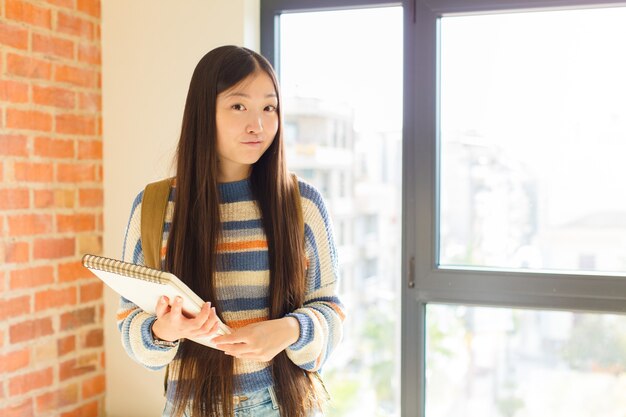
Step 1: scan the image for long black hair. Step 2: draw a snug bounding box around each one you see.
[164,45,319,417]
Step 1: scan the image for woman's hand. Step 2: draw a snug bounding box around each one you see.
[212,317,300,362]
[151,296,221,343]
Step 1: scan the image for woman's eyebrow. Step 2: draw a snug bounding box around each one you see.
[224,92,277,98]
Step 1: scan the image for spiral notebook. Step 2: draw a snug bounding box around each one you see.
[82,254,230,348]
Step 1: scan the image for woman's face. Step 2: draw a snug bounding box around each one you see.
[215,70,279,182]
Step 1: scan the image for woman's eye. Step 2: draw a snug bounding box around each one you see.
[264,105,277,112]
[232,104,246,111]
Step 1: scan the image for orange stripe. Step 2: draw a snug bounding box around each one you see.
[326,302,346,321]
[217,240,268,252]
[310,308,325,327]
[116,309,135,322]
[159,240,267,257]
[227,316,267,329]
[314,354,322,370]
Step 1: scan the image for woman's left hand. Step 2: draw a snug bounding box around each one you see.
[212,317,300,362]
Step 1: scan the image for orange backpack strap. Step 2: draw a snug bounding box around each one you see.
[141,178,173,270]
[140,177,174,394]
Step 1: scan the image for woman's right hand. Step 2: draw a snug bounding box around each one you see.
[151,296,220,343]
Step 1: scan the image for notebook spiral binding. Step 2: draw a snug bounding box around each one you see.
[82,254,166,285]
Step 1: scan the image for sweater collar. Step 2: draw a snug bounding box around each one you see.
[218,177,253,203]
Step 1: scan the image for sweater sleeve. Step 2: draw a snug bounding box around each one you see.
[116,190,179,370]
[285,181,346,372]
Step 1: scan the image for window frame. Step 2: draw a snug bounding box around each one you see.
[260,1,626,416]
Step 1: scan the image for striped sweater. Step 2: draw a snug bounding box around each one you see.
[117,177,345,396]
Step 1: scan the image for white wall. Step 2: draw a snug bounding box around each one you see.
[101,1,259,415]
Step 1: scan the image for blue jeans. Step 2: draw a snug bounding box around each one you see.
[233,386,280,417]
[161,386,283,417]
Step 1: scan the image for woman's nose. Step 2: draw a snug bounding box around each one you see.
[246,113,263,134]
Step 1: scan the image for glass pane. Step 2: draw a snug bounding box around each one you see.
[280,7,403,417]
[426,304,626,417]
[439,7,626,273]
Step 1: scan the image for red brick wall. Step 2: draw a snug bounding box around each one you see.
[0,0,104,415]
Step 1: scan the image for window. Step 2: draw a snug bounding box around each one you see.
[263,3,402,416]
[262,1,626,416]
[408,2,626,416]
[426,304,626,417]
[283,121,298,145]
[439,8,626,274]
